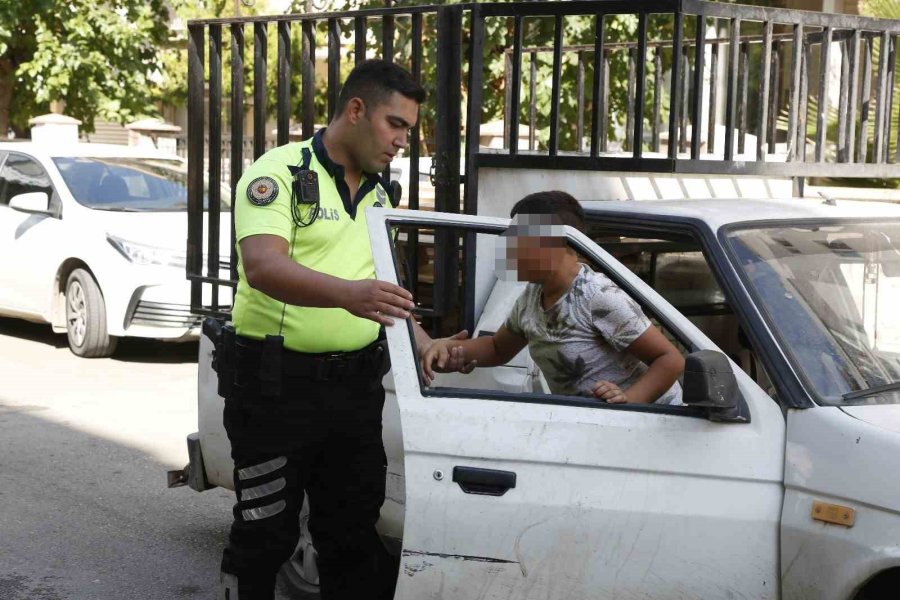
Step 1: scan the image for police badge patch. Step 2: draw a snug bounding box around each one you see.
[247,177,279,206]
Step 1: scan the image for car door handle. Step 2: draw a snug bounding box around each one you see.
[452,466,516,496]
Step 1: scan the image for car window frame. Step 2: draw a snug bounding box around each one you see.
[385,215,734,421]
[721,216,900,408]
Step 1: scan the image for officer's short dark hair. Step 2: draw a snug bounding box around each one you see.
[335,59,426,116]
[510,191,585,232]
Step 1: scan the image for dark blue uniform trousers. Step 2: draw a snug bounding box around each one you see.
[220,342,394,600]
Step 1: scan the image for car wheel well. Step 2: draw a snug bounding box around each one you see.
[854,567,900,600]
[52,259,95,328]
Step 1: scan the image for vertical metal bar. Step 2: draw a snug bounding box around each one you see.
[708,40,719,156]
[847,29,861,163]
[786,24,803,161]
[208,24,222,309]
[504,52,512,149]
[407,12,423,296]
[668,11,683,159]
[509,15,523,155]
[874,32,890,163]
[758,21,773,161]
[383,13,394,61]
[433,6,462,327]
[327,18,340,122]
[690,13,705,159]
[229,23,244,283]
[626,48,636,152]
[837,39,850,161]
[738,41,749,155]
[799,41,811,161]
[187,24,205,311]
[301,20,315,139]
[815,26,832,163]
[652,48,662,152]
[577,51,585,153]
[355,16,366,65]
[529,51,537,150]
[463,5,484,333]
[253,22,267,160]
[768,47,779,155]
[883,35,896,162]
[859,37,872,163]
[277,21,291,147]
[549,14,563,156]
[680,43,690,154]
[602,50,610,152]
[633,12,647,159]
[591,14,605,158]
[724,18,740,160]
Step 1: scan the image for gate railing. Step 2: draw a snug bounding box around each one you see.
[187,1,900,329]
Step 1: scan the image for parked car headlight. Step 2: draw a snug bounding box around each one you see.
[107,235,186,268]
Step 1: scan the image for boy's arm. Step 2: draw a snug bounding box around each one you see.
[593,326,685,404]
[421,325,527,384]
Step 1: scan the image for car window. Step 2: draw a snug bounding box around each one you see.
[389,220,700,416]
[589,224,775,398]
[0,153,53,208]
[52,156,230,212]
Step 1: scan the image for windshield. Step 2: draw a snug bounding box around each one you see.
[53,157,230,212]
[726,221,900,406]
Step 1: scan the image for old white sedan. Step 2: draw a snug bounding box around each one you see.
[0,142,231,357]
[186,197,900,600]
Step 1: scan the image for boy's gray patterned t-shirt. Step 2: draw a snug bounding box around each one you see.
[505,264,681,404]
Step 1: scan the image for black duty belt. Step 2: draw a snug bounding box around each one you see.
[234,334,389,383]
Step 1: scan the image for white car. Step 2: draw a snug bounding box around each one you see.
[0,142,231,357]
[185,197,900,599]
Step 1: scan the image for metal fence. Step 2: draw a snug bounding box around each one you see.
[186,0,900,327]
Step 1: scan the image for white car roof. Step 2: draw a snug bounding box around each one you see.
[581,197,900,231]
[0,141,182,161]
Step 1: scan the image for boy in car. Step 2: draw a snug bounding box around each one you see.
[421,191,684,404]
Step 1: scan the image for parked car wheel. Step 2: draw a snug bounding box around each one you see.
[277,511,320,599]
[65,269,117,358]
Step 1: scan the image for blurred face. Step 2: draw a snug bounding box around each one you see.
[497,215,570,282]
[349,91,419,173]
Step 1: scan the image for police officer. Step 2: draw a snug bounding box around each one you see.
[218,59,472,600]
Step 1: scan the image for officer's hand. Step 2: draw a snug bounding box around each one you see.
[342,279,415,326]
[421,339,453,386]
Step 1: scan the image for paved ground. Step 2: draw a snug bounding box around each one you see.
[0,317,296,600]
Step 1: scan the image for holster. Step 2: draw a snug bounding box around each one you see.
[204,317,236,398]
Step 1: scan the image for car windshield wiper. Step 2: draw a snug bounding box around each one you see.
[94,207,145,212]
[842,381,900,401]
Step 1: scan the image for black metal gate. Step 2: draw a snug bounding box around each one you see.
[186,1,900,330]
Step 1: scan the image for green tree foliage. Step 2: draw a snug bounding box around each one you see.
[0,0,172,135]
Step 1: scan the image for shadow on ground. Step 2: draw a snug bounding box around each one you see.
[0,317,199,364]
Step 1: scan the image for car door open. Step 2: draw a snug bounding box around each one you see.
[368,208,787,600]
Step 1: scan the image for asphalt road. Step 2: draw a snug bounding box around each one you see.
[0,317,295,600]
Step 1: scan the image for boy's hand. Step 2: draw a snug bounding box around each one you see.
[592,380,628,404]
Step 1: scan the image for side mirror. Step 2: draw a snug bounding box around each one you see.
[9,191,50,213]
[682,350,748,423]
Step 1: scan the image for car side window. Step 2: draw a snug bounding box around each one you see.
[589,225,775,398]
[0,153,54,208]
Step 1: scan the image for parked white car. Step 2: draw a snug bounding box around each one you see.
[0,142,231,357]
[185,197,900,599]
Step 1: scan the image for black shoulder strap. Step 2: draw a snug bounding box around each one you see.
[287,146,313,178]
